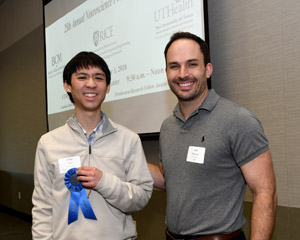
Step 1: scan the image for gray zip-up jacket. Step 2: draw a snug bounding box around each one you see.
[32,114,153,239]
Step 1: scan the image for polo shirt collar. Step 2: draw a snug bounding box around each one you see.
[173,89,220,121]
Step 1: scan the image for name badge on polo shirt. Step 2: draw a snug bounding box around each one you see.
[186,146,205,164]
[58,156,81,174]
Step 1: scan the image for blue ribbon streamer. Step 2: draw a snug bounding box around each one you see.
[64,168,97,224]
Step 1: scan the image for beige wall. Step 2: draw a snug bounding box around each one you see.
[208,0,300,209]
[0,0,42,53]
[0,0,300,239]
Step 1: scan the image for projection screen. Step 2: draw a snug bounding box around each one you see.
[44,0,207,134]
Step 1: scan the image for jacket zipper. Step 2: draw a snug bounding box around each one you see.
[87,144,92,198]
[89,145,92,166]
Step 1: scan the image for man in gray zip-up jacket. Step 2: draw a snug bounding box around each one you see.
[32,52,153,240]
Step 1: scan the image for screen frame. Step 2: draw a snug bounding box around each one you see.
[42,0,210,140]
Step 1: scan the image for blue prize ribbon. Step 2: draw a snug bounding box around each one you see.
[64,168,97,224]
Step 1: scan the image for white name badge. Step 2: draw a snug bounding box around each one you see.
[186,146,205,164]
[58,156,81,174]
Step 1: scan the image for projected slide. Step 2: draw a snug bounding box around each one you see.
[44,0,206,133]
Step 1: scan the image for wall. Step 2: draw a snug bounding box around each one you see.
[0,0,299,239]
[0,0,46,214]
[207,1,300,239]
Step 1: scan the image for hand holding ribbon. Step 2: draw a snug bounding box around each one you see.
[64,168,97,224]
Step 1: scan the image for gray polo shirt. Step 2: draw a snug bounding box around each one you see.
[159,89,269,235]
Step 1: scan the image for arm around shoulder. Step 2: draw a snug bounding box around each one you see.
[148,162,165,191]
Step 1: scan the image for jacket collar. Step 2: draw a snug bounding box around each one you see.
[67,112,118,139]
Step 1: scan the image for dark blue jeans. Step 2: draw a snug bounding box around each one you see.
[166,230,246,240]
[232,230,246,240]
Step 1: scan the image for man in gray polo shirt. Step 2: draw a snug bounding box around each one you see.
[148,32,277,240]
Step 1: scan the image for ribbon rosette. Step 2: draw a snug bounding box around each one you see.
[64,168,97,224]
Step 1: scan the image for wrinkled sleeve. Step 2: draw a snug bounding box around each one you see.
[95,136,153,212]
[32,139,53,240]
[229,109,269,166]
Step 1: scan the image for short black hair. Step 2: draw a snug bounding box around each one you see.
[164,32,210,66]
[63,51,111,103]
